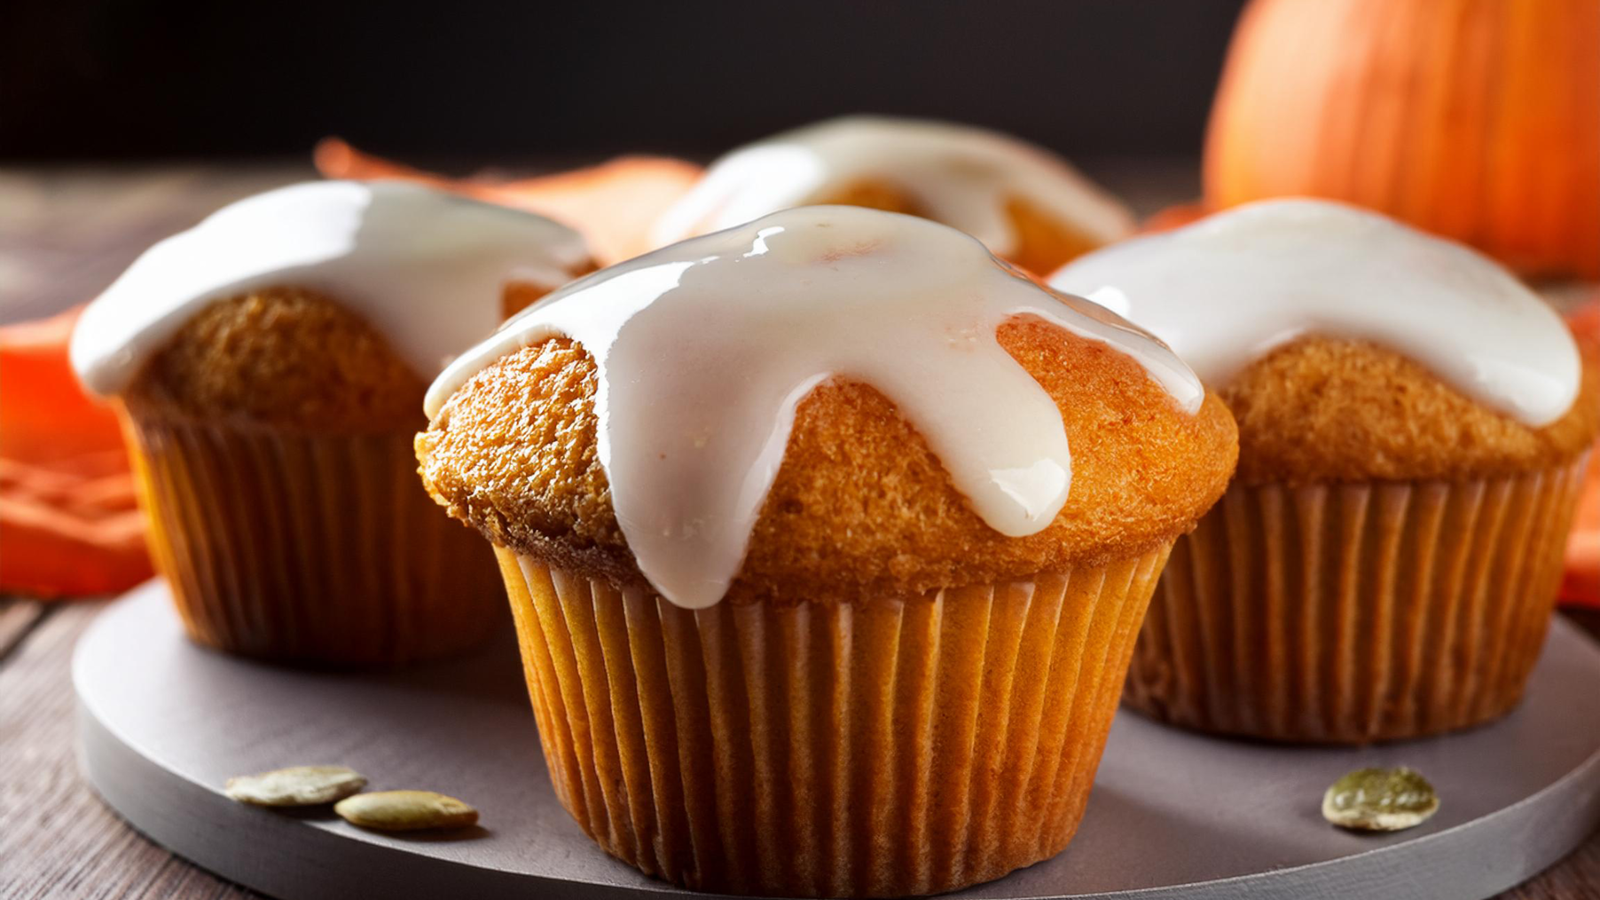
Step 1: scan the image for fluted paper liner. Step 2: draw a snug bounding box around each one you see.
[497,545,1170,897]
[121,409,505,665]
[1126,456,1590,744]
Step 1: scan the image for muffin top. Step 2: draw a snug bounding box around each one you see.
[71,181,591,401]
[1050,199,1598,484]
[649,116,1135,267]
[121,287,427,431]
[420,207,1237,608]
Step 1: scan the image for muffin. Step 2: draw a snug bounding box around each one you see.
[650,116,1135,275]
[1051,198,1600,744]
[418,206,1237,896]
[70,180,593,665]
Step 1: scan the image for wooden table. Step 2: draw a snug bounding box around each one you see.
[1,163,1598,900]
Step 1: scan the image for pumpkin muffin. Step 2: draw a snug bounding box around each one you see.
[1052,198,1599,743]
[71,180,592,665]
[651,116,1136,275]
[418,207,1237,895]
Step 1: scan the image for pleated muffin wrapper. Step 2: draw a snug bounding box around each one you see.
[119,406,506,665]
[496,544,1171,898]
[1125,453,1591,744]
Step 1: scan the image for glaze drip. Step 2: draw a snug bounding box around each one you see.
[1049,198,1580,427]
[72,180,588,395]
[428,207,1201,609]
[651,116,1135,254]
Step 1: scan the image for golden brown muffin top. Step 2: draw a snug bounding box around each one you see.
[417,318,1239,606]
[123,275,574,432]
[1224,335,1600,485]
[126,288,426,431]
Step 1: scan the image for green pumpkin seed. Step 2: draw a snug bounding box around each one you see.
[334,790,479,832]
[225,765,367,807]
[1322,766,1439,832]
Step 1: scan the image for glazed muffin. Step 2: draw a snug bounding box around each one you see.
[651,116,1135,275]
[418,206,1237,896]
[71,180,593,665]
[1052,198,1600,744]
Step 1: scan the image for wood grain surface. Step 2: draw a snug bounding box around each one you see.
[0,163,1596,900]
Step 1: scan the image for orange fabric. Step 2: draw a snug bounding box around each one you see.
[1,307,124,462]
[1564,297,1600,606]
[0,307,153,597]
[313,138,702,265]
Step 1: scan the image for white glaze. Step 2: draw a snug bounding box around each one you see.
[71,180,589,395]
[428,206,1202,609]
[650,116,1136,255]
[1050,199,1582,427]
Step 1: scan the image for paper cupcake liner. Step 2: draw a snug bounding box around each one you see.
[121,410,505,665]
[497,544,1170,897]
[1125,455,1590,744]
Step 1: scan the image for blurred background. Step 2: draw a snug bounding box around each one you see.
[0,0,1247,163]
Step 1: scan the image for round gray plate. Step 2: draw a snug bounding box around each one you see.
[75,582,1600,899]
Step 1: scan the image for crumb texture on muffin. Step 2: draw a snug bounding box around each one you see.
[418,318,1238,605]
[1224,336,1600,485]
[126,287,426,431]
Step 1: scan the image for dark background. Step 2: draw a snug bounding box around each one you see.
[1,0,1248,163]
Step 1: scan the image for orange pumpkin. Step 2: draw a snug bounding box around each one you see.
[1205,0,1600,280]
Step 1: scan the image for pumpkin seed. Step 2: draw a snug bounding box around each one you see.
[225,765,367,807]
[334,790,479,832]
[1322,766,1439,832]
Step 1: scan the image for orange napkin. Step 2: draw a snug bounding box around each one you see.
[314,138,702,266]
[1564,297,1600,606]
[0,307,152,597]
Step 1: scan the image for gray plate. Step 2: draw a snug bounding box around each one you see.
[75,582,1600,899]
